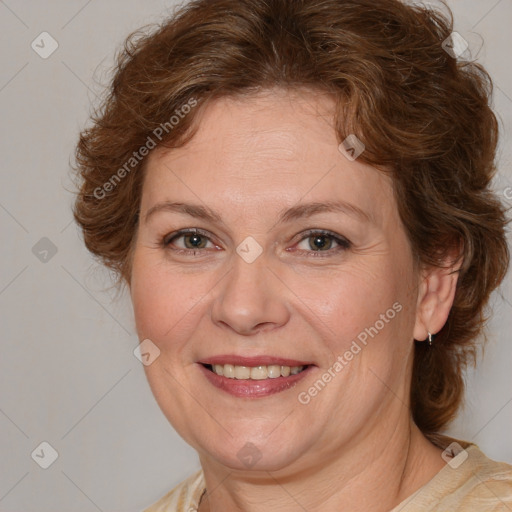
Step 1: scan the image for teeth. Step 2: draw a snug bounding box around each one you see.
[267,365,281,378]
[234,366,251,379]
[250,366,267,380]
[210,364,305,379]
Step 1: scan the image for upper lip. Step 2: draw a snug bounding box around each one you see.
[199,355,314,367]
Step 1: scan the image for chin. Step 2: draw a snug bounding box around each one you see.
[195,429,310,473]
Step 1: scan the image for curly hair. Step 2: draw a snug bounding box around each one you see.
[73,0,510,442]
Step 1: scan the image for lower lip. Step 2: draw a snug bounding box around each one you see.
[198,364,314,398]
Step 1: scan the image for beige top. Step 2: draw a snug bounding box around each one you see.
[143,439,512,511]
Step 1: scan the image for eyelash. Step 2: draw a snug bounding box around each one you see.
[162,228,351,257]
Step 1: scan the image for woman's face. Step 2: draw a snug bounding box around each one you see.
[130,88,422,473]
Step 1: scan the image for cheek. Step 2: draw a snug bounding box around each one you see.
[130,249,224,357]
[130,253,194,341]
[317,262,413,356]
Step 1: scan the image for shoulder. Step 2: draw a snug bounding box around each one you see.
[392,438,512,512]
[142,469,205,512]
[449,443,512,511]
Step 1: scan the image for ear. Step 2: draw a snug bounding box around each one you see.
[413,254,462,342]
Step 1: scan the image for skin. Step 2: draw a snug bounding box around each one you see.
[129,88,460,512]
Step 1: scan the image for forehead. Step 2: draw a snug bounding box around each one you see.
[141,89,395,224]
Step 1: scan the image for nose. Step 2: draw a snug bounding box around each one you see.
[211,251,291,336]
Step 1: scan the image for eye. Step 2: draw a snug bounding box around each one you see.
[162,228,351,257]
[163,229,218,253]
[294,230,351,256]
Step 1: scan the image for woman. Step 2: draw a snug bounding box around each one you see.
[73,0,512,510]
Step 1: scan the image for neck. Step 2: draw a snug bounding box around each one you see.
[197,420,444,512]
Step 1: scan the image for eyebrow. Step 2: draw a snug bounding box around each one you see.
[144,200,373,225]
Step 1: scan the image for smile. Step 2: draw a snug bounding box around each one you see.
[198,363,314,398]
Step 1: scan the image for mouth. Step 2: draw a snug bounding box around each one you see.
[197,356,315,398]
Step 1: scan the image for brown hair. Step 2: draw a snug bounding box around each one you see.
[73,0,510,441]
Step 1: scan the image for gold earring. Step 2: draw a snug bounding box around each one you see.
[428,332,434,346]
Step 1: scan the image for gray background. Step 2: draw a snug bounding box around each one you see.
[0,1,511,511]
